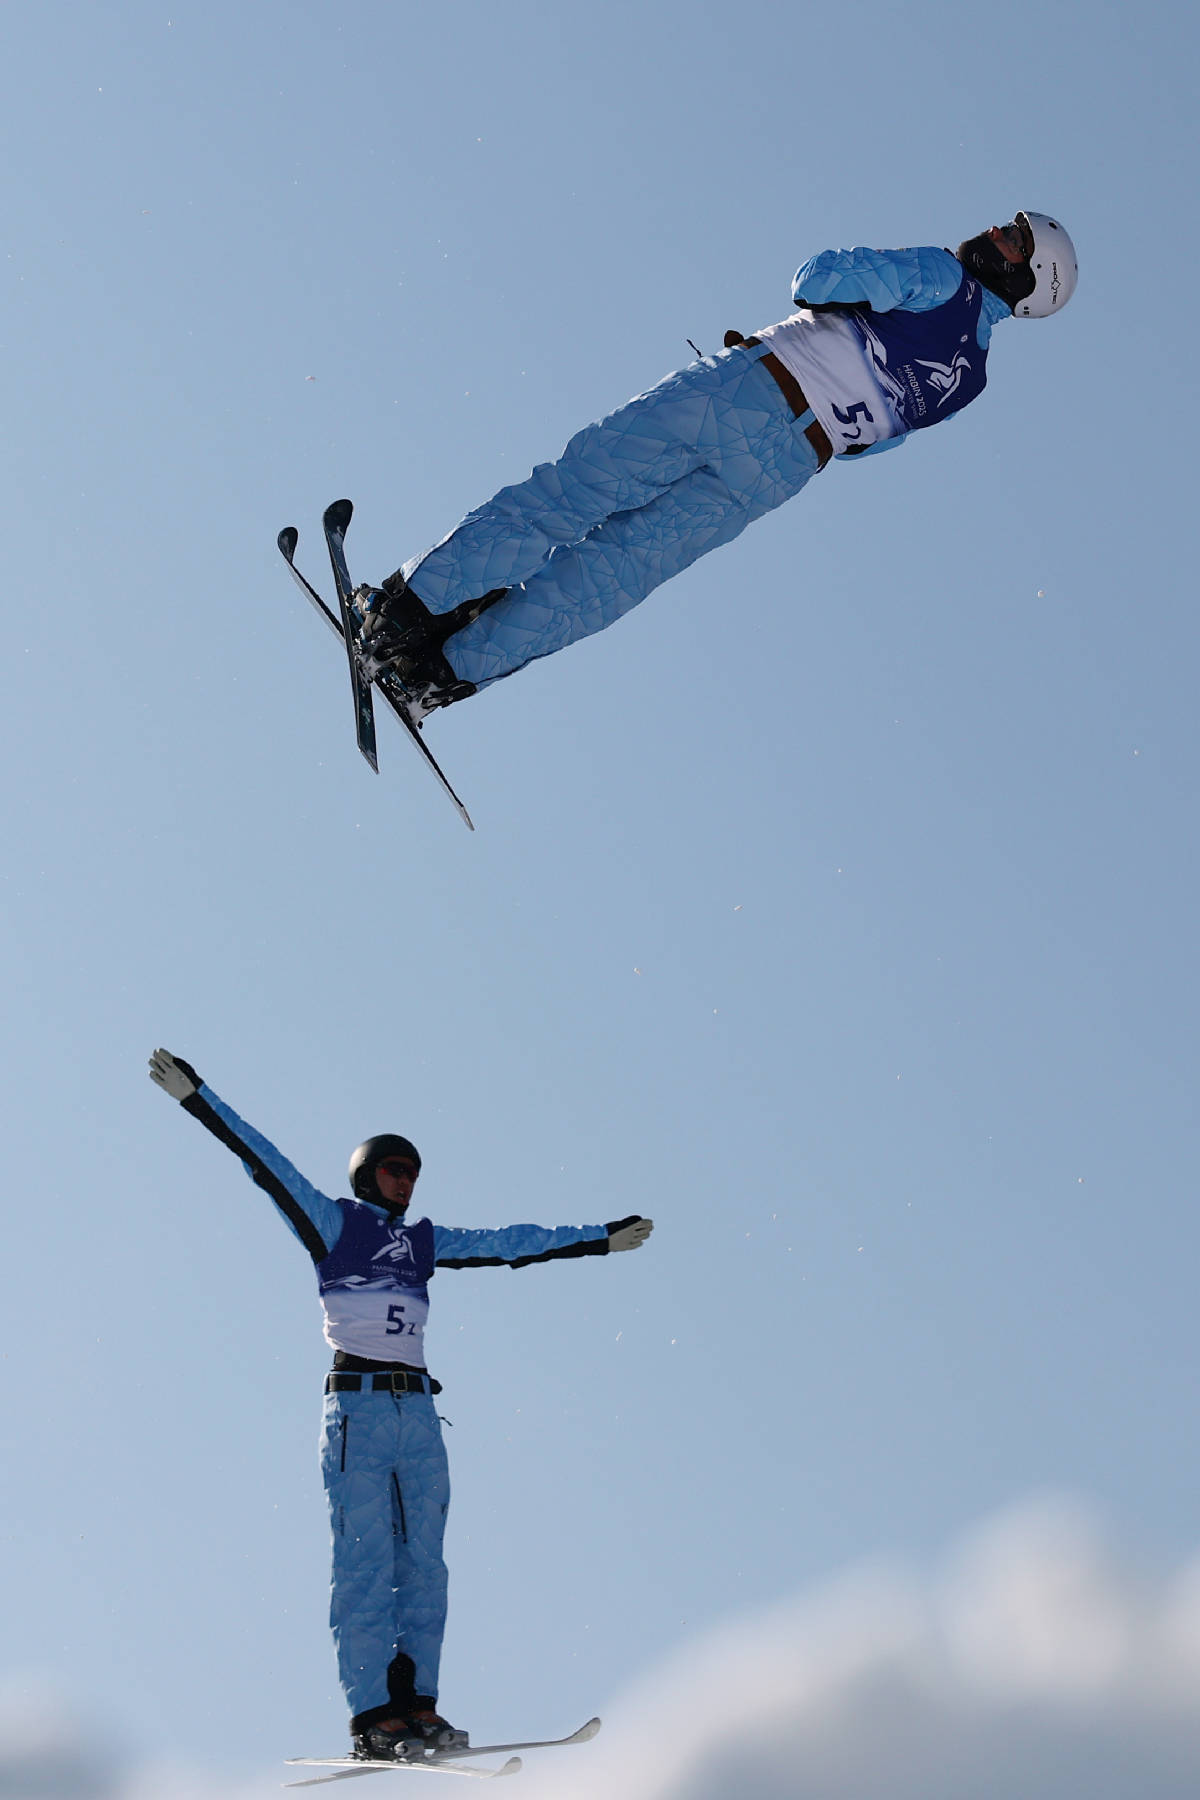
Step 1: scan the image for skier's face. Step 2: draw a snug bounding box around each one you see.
[374,1156,419,1211]
[988,217,1033,265]
[956,220,1038,313]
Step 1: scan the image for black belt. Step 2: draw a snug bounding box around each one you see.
[724,330,834,470]
[325,1370,441,1396]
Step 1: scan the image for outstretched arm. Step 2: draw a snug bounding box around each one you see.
[433,1214,653,1270]
[147,1048,343,1262]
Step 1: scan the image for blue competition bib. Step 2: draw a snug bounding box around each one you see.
[849,275,988,434]
[317,1205,436,1299]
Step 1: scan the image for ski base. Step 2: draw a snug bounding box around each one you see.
[283,1755,521,1786]
[275,503,475,829]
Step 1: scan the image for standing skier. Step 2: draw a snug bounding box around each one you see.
[147,1049,653,1761]
[339,210,1077,720]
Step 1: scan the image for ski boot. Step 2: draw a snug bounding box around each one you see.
[357,572,507,721]
[356,574,440,672]
[353,1711,470,1761]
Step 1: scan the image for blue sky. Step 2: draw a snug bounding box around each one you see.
[3,1,1199,1793]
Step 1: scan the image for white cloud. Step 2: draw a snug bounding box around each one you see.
[9,1501,1200,1799]
[0,1678,280,1800]
[514,1498,1200,1800]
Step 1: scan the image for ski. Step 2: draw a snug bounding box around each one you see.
[277,527,345,643]
[421,1718,601,1763]
[285,1718,600,1787]
[322,499,378,773]
[275,509,475,829]
[371,683,474,833]
[283,1755,521,1787]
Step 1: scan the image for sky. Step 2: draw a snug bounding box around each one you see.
[2,0,1199,1795]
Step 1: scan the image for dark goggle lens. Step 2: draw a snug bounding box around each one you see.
[1003,216,1034,259]
[378,1159,418,1179]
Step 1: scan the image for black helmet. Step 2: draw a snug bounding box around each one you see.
[348,1134,422,1201]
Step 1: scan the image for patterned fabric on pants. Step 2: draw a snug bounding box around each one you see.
[320,1386,450,1728]
[399,346,823,690]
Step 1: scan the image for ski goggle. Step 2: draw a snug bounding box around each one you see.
[377,1158,419,1180]
[996,215,1035,261]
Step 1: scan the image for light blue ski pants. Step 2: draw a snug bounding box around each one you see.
[319,1385,450,1729]
[399,344,824,690]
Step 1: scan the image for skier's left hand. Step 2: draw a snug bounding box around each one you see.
[148,1047,202,1101]
[606,1216,654,1252]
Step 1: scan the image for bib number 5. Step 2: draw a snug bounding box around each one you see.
[831,400,874,442]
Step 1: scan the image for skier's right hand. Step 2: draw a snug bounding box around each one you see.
[148,1047,202,1101]
[606,1216,654,1253]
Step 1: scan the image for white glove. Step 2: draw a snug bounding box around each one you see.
[148,1047,200,1101]
[608,1216,653,1253]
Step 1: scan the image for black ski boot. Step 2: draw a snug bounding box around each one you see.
[357,574,440,670]
[353,1711,469,1760]
[405,1710,470,1752]
[357,573,508,721]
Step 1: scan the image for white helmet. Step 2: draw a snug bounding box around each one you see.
[1012,211,1078,319]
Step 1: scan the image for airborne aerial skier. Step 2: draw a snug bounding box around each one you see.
[147,1049,653,1763]
[324,211,1077,725]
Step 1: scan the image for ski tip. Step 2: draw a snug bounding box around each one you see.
[497,1758,522,1777]
[278,526,299,560]
[323,498,354,535]
[572,1718,602,1744]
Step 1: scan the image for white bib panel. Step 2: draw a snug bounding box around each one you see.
[319,1282,431,1363]
[752,311,899,452]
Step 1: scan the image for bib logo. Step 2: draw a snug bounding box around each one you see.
[915,352,973,406]
[372,1224,416,1267]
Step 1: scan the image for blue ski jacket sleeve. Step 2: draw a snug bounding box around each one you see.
[181,1081,345,1262]
[793,244,968,316]
[432,1221,610,1268]
[790,244,1011,456]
